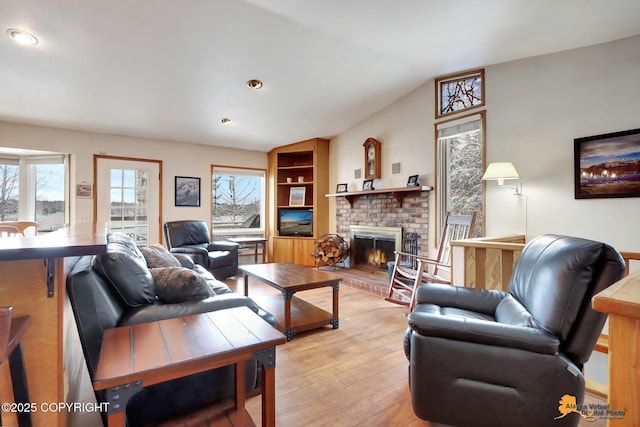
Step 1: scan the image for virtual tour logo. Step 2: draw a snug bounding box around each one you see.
[555,395,625,422]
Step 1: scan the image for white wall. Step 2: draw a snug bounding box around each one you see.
[486,34,640,251]
[329,34,640,255]
[0,121,267,226]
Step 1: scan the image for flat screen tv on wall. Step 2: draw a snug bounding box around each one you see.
[279,209,313,237]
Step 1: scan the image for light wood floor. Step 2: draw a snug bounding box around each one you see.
[236,276,424,427]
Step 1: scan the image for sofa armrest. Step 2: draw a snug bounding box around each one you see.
[414,283,507,316]
[207,241,240,253]
[119,293,277,327]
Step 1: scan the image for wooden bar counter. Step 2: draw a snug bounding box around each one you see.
[592,270,640,426]
[0,223,107,426]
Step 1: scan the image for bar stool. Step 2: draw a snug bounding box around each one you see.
[0,307,32,427]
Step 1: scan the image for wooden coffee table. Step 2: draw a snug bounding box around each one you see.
[92,307,286,427]
[240,263,341,341]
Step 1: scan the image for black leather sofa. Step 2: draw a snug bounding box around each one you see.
[404,234,625,427]
[67,232,275,426]
[163,220,240,279]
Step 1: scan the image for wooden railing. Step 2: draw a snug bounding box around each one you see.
[450,235,525,291]
[593,268,640,426]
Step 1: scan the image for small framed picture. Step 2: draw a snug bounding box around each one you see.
[175,176,201,207]
[76,183,93,198]
[289,186,306,206]
[407,175,419,187]
[336,183,348,193]
[362,179,374,191]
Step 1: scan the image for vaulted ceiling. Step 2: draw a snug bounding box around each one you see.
[2,0,640,152]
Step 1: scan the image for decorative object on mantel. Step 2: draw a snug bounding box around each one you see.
[336,183,348,193]
[407,175,419,187]
[325,185,433,208]
[312,234,349,269]
[574,127,640,199]
[362,179,374,191]
[363,137,381,180]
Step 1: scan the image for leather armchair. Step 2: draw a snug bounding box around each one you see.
[404,234,625,427]
[163,220,239,279]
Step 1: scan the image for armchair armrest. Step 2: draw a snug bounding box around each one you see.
[414,283,507,315]
[407,311,560,354]
[207,241,240,253]
[169,246,209,266]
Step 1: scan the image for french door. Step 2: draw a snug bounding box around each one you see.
[95,156,161,245]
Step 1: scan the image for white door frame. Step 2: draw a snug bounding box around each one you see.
[94,155,163,244]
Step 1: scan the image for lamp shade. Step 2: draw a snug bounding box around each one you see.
[482,162,519,185]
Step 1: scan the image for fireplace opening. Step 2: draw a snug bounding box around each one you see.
[354,235,396,270]
[349,225,403,272]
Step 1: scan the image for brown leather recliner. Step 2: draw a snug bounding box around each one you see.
[404,234,625,427]
[163,220,239,279]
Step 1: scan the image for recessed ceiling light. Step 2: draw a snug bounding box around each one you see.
[246,79,263,90]
[220,118,232,124]
[7,28,38,46]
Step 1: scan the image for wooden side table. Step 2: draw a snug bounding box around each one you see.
[93,307,286,426]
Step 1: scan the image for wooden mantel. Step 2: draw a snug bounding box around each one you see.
[325,186,432,208]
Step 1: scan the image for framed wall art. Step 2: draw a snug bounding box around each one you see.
[574,128,640,199]
[76,182,93,198]
[175,176,201,206]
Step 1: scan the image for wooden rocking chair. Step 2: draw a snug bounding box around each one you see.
[385,212,476,310]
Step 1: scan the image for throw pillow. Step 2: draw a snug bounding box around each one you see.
[92,250,156,308]
[151,267,212,303]
[139,244,182,268]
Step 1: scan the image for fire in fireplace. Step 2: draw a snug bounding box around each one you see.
[349,226,402,272]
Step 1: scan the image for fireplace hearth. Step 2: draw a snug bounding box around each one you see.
[349,226,402,272]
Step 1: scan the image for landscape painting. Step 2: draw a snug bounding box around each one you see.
[175,176,201,206]
[575,128,640,199]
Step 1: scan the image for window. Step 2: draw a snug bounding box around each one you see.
[0,151,67,232]
[212,166,265,238]
[109,168,150,244]
[436,69,485,118]
[0,160,19,221]
[436,112,485,237]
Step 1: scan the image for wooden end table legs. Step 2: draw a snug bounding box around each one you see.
[331,282,339,329]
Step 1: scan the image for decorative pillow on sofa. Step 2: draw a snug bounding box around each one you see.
[139,244,182,268]
[92,233,156,308]
[151,267,212,303]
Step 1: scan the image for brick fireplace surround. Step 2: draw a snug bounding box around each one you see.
[334,190,430,296]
